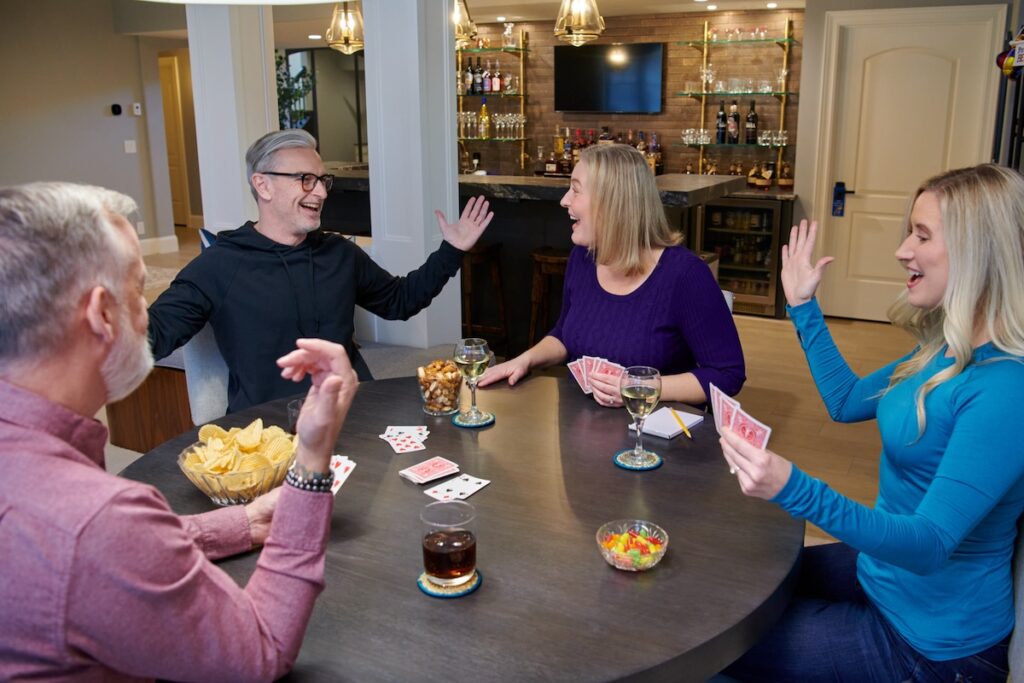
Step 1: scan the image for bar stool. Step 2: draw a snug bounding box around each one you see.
[461,243,509,356]
[528,247,570,346]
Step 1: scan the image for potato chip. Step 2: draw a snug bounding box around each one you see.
[197,424,229,442]
[235,419,264,451]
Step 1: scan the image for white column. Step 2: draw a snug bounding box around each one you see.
[185,5,277,233]
[362,0,460,348]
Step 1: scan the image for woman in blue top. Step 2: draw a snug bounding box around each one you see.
[718,164,1024,682]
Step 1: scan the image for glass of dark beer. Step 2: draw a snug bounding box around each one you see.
[421,500,477,587]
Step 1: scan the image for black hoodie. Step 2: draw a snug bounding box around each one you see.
[148,222,463,413]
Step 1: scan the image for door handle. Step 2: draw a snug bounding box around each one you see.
[832,181,855,217]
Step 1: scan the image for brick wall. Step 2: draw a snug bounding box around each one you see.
[459,9,803,177]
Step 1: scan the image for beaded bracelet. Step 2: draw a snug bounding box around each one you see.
[285,468,334,493]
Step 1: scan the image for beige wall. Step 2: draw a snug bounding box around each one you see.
[0,0,176,241]
[314,48,364,163]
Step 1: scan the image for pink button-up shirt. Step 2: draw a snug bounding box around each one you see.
[0,380,332,682]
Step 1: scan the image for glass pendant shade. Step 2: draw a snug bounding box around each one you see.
[326,2,364,55]
[452,0,477,49]
[554,0,605,46]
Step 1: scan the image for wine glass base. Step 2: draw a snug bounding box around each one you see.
[452,411,495,428]
[417,569,482,599]
[613,449,663,471]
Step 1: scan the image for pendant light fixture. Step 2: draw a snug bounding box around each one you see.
[554,0,605,46]
[452,0,477,49]
[326,2,364,55]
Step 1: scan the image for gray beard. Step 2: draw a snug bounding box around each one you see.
[102,314,155,404]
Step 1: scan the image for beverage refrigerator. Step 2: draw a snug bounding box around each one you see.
[693,196,793,318]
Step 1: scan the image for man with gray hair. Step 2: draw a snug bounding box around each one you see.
[0,181,359,680]
[148,129,494,413]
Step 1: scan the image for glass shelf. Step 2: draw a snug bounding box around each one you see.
[459,137,529,142]
[457,47,528,54]
[677,37,798,48]
[458,94,526,99]
[676,91,796,99]
[708,228,774,236]
[674,143,788,149]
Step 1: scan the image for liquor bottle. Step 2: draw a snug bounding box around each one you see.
[491,60,502,93]
[745,100,758,144]
[615,130,624,144]
[473,58,483,95]
[598,126,613,145]
[478,97,490,139]
[463,60,474,95]
[545,150,559,175]
[626,129,635,146]
[650,132,663,174]
[559,139,573,174]
[571,128,583,167]
[715,102,727,144]
[553,126,565,159]
[587,129,596,147]
[482,60,491,94]
[533,146,546,176]
[727,100,740,144]
[636,130,647,153]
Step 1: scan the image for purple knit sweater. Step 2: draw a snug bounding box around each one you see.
[550,245,746,398]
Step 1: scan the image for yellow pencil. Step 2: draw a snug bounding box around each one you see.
[669,407,693,440]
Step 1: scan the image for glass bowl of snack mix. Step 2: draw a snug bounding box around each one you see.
[417,359,462,416]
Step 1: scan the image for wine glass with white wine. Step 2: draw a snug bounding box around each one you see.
[616,366,663,470]
[452,338,495,427]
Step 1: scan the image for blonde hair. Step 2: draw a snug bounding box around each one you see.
[580,144,682,276]
[886,163,1024,434]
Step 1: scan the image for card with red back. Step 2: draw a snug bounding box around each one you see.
[709,383,725,432]
[582,356,600,390]
[594,359,625,380]
[400,456,459,484]
[732,408,772,450]
[567,360,590,394]
[718,394,740,434]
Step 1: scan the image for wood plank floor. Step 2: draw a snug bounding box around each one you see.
[143,229,917,544]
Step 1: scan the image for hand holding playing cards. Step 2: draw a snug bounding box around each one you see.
[719,427,792,500]
[780,219,835,307]
[588,372,623,407]
[478,355,530,387]
[276,338,359,472]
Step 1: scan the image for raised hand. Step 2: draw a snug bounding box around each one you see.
[436,195,494,252]
[780,219,834,307]
[718,427,792,500]
[276,338,359,472]
[478,355,530,388]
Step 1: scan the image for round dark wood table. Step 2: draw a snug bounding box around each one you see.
[121,375,802,682]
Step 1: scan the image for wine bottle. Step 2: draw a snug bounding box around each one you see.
[478,97,490,139]
[727,100,740,144]
[473,57,483,95]
[715,102,727,144]
[482,60,491,94]
[745,100,758,144]
[491,60,502,93]
[636,130,647,153]
[463,60,474,95]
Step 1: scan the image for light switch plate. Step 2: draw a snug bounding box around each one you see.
[124,140,137,154]
[132,102,142,116]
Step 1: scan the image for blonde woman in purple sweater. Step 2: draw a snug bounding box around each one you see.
[480,144,745,406]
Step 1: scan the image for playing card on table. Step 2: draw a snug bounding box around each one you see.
[382,434,426,453]
[329,455,356,495]
[732,407,772,450]
[399,456,459,484]
[425,473,490,501]
[381,426,429,440]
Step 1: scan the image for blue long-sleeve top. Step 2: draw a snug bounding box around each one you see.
[774,298,1024,660]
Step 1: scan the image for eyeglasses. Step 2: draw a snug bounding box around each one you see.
[258,171,334,192]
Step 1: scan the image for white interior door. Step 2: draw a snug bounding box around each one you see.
[159,55,191,228]
[813,5,1004,321]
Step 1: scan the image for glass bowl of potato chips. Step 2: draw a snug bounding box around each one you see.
[178,418,297,506]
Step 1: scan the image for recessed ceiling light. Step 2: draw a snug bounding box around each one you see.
[707,4,717,8]
[694,0,707,3]
[308,33,322,40]
[766,2,778,6]
[496,15,506,21]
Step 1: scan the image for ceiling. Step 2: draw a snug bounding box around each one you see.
[270,0,804,50]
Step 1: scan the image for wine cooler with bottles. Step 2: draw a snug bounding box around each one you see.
[694,196,793,318]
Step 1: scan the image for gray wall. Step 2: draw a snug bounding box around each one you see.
[314,49,365,163]
[0,0,174,240]
[793,0,1014,222]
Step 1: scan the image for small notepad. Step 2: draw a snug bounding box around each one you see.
[629,406,704,439]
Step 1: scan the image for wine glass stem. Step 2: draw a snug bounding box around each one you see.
[469,381,478,414]
[634,417,645,455]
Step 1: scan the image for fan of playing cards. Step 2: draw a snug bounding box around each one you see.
[567,356,625,394]
[709,383,772,450]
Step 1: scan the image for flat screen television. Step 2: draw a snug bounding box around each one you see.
[554,43,664,114]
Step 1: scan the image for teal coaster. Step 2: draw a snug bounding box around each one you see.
[613,449,663,471]
[451,412,495,429]
[417,570,482,598]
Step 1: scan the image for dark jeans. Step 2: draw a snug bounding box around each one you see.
[722,542,1010,683]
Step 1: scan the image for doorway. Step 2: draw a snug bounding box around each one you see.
[811,5,1004,321]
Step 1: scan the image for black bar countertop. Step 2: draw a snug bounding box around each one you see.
[325,168,747,207]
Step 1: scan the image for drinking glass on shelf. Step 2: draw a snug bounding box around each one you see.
[776,67,789,92]
[616,366,662,470]
[700,63,716,86]
[502,22,516,48]
[758,79,772,94]
[452,338,494,427]
[504,75,519,95]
